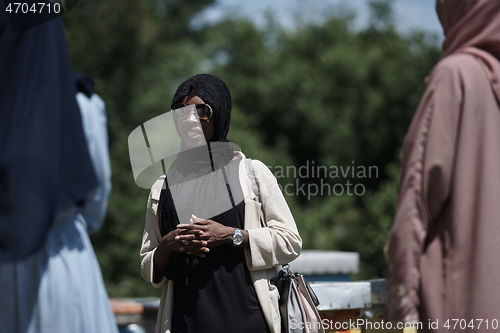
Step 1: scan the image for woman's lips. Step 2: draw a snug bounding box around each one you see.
[187,130,201,138]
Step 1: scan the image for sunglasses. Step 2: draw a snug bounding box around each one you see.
[172,103,213,121]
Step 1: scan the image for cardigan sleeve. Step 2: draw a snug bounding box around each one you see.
[246,159,302,270]
[140,177,168,287]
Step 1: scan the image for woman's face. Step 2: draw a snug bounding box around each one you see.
[176,95,215,148]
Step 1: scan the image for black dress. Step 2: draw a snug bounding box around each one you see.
[164,156,270,333]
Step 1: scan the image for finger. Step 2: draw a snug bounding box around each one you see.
[195,234,210,241]
[191,215,210,224]
[178,230,209,239]
[177,224,207,232]
[181,240,208,247]
[175,234,198,241]
[178,239,207,247]
[177,229,205,237]
[177,223,202,229]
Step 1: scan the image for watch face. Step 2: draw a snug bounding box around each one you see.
[233,230,243,246]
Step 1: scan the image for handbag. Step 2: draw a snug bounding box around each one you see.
[277,264,325,333]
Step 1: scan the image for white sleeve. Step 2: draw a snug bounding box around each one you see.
[76,92,112,233]
[140,177,168,287]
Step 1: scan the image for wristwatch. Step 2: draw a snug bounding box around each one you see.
[231,228,244,247]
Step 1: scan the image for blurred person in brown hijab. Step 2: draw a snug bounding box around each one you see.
[386,0,500,331]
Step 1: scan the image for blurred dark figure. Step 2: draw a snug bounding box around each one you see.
[386,0,500,331]
[0,5,118,333]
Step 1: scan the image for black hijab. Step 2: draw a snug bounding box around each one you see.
[170,74,232,142]
[0,9,98,261]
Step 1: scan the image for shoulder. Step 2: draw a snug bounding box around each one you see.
[434,53,480,71]
[431,53,485,85]
[149,175,166,202]
[427,53,493,108]
[235,151,272,176]
[251,159,271,173]
[248,158,277,186]
[236,152,276,187]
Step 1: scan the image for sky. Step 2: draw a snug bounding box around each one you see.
[198,0,444,42]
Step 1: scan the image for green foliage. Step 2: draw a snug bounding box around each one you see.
[63,0,441,296]
[368,0,395,29]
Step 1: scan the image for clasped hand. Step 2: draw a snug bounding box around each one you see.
[173,215,234,257]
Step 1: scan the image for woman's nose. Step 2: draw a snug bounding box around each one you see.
[186,110,199,123]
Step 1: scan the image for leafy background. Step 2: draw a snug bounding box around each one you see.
[62,0,441,297]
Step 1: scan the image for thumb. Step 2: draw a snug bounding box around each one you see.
[191,215,205,223]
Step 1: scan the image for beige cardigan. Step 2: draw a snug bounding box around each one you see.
[140,152,302,333]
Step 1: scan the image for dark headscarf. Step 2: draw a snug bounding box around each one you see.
[0,9,98,261]
[170,74,232,142]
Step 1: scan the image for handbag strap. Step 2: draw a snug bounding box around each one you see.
[245,158,260,201]
[245,158,266,228]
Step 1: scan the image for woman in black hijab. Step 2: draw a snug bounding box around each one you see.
[140,74,302,333]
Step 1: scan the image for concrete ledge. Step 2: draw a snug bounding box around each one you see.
[291,250,359,275]
[310,279,386,311]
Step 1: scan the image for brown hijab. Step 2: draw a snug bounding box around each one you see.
[437,0,500,101]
